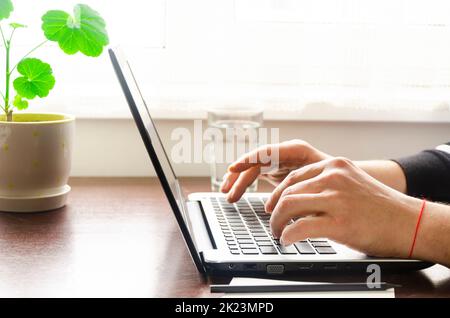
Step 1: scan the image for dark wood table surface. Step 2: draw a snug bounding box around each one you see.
[0,177,449,298]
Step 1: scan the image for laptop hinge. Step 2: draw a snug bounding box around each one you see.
[186,200,215,253]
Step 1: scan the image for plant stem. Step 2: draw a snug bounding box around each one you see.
[8,28,15,45]
[5,38,11,121]
[0,25,7,49]
[10,40,48,74]
[0,25,8,119]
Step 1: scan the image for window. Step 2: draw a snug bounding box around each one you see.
[6,0,166,118]
[9,0,450,121]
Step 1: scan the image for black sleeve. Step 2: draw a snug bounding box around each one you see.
[393,142,450,203]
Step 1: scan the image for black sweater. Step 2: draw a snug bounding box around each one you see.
[394,142,450,203]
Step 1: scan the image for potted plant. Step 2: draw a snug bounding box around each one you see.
[0,0,108,212]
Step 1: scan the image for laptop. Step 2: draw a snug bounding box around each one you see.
[109,47,431,275]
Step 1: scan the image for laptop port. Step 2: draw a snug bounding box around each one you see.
[298,264,313,270]
[323,264,338,270]
[266,264,285,275]
[244,264,257,271]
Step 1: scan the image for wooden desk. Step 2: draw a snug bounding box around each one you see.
[0,177,449,297]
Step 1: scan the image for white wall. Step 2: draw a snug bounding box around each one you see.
[72,118,450,177]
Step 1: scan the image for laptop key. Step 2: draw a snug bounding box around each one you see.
[315,247,337,255]
[253,233,269,238]
[235,235,251,240]
[239,243,257,249]
[311,242,331,248]
[237,239,254,244]
[278,245,298,255]
[260,246,278,255]
[257,242,275,247]
[250,229,266,234]
[241,249,259,255]
[233,231,249,235]
[230,250,241,255]
[310,239,328,243]
[294,242,316,254]
[254,236,271,242]
[247,225,263,230]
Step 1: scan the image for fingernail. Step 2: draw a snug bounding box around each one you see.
[227,191,235,203]
[221,179,230,193]
[280,237,290,246]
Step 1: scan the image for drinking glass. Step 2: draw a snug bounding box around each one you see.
[207,105,263,192]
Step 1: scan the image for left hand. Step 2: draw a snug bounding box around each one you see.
[267,157,422,258]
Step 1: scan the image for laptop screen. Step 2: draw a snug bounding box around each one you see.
[109,48,205,273]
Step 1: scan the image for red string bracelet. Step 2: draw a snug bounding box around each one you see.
[408,199,427,259]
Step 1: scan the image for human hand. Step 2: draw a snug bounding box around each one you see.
[221,140,331,203]
[267,157,422,258]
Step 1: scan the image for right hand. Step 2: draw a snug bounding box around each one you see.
[220,140,331,203]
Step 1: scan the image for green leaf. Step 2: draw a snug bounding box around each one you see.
[13,58,56,100]
[41,4,109,57]
[10,22,26,29]
[0,0,13,21]
[13,95,29,110]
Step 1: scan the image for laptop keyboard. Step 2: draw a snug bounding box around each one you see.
[211,197,336,256]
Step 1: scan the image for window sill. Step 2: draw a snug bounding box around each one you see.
[73,104,450,123]
[37,94,450,123]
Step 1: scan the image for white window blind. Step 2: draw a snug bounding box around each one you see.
[5,0,450,120]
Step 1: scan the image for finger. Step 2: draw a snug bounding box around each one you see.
[227,166,260,203]
[266,160,329,212]
[280,216,332,246]
[270,193,330,238]
[228,144,277,173]
[259,175,279,187]
[220,172,239,193]
[228,141,309,173]
[267,178,323,215]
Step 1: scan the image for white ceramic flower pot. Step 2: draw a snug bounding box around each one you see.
[0,113,75,213]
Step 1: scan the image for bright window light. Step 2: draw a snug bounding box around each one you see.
[5,0,450,120]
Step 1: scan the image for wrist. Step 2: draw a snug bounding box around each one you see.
[356,160,407,193]
[390,194,424,259]
[410,200,450,264]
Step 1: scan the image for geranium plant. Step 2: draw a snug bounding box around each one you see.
[0,0,108,121]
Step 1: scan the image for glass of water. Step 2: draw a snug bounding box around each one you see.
[207,105,264,192]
